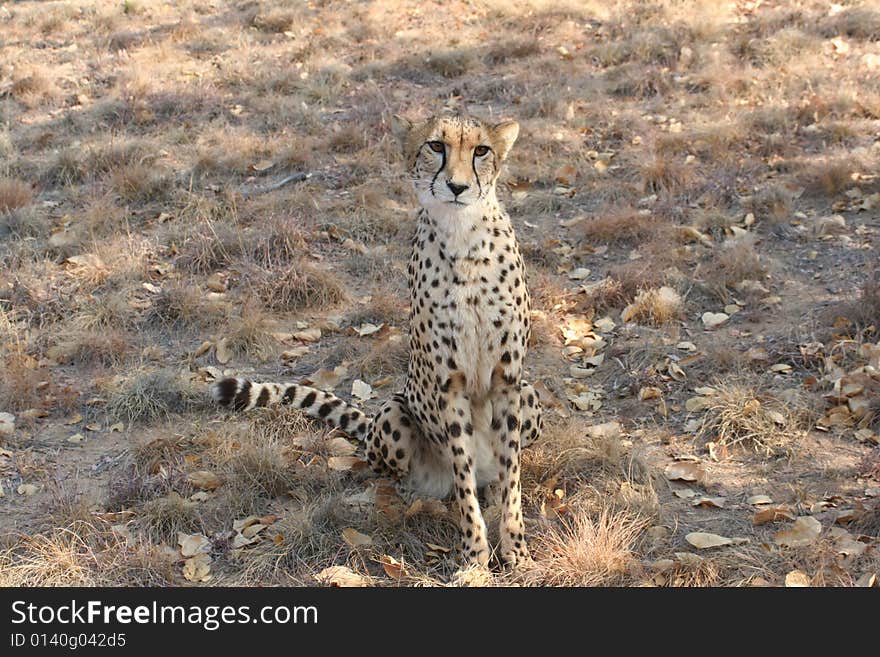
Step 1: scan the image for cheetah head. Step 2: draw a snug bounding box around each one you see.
[391,113,519,211]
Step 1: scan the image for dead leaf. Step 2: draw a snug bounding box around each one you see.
[182,553,212,582]
[354,323,383,337]
[315,565,369,587]
[664,462,706,482]
[178,532,211,557]
[306,364,348,390]
[187,470,222,491]
[351,379,375,401]
[109,422,124,432]
[784,570,811,587]
[774,517,822,547]
[701,312,729,329]
[327,456,368,471]
[328,436,357,456]
[639,386,663,401]
[752,506,795,525]
[293,327,322,343]
[685,532,734,549]
[0,413,15,436]
[215,339,232,364]
[342,527,373,547]
[691,496,726,508]
[67,433,84,444]
[17,484,38,496]
[379,554,408,579]
[685,396,712,413]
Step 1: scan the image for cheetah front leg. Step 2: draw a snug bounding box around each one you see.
[491,372,530,568]
[441,376,490,567]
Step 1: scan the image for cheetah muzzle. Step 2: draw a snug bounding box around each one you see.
[212,112,543,570]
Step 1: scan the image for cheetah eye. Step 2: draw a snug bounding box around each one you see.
[427,141,445,153]
[474,145,490,157]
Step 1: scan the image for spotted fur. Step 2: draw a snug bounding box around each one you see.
[213,113,542,569]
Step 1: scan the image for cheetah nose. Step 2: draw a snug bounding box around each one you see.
[446,181,469,197]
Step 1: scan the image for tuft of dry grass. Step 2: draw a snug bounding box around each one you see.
[695,382,814,456]
[108,162,172,203]
[579,208,659,245]
[702,239,768,302]
[621,286,683,325]
[146,279,228,331]
[359,334,410,379]
[140,492,201,543]
[0,178,34,213]
[252,261,347,313]
[0,522,175,587]
[528,505,649,586]
[105,368,198,425]
[47,329,131,366]
[221,302,278,361]
[0,347,46,412]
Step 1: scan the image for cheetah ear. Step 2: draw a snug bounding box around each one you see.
[391,114,414,149]
[491,120,519,160]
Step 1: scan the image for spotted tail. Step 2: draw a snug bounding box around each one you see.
[211,377,371,441]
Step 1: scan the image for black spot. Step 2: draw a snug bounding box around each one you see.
[256,387,270,407]
[318,403,333,418]
[301,391,317,409]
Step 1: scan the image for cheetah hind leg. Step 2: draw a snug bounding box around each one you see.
[365,393,416,480]
[519,380,543,448]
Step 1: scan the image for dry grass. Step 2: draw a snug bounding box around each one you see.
[221,302,278,361]
[0,178,34,213]
[2,0,878,589]
[579,208,660,245]
[252,261,347,313]
[621,286,683,325]
[701,239,769,303]
[528,505,650,586]
[695,382,814,456]
[105,368,198,425]
[0,522,175,587]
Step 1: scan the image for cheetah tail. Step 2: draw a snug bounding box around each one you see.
[211,377,371,441]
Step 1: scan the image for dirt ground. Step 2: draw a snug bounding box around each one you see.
[1,0,878,587]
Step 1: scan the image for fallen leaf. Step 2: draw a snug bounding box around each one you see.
[109,422,124,432]
[0,412,15,436]
[281,346,309,362]
[692,496,726,508]
[187,470,222,491]
[568,267,591,280]
[354,323,383,337]
[747,494,773,505]
[315,565,369,587]
[639,386,663,401]
[351,379,375,401]
[67,433,84,444]
[215,339,232,364]
[178,532,211,557]
[753,506,795,525]
[784,570,811,587]
[379,554,409,579]
[17,484,39,496]
[774,517,822,547]
[685,396,712,413]
[342,527,373,547]
[686,532,734,549]
[327,456,368,471]
[182,553,212,582]
[664,462,706,482]
[293,327,322,343]
[306,365,348,390]
[701,312,729,329]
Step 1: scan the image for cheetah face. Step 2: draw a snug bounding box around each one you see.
[392,114,519,211]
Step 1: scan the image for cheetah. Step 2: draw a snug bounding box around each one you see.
[212,113,542,568]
